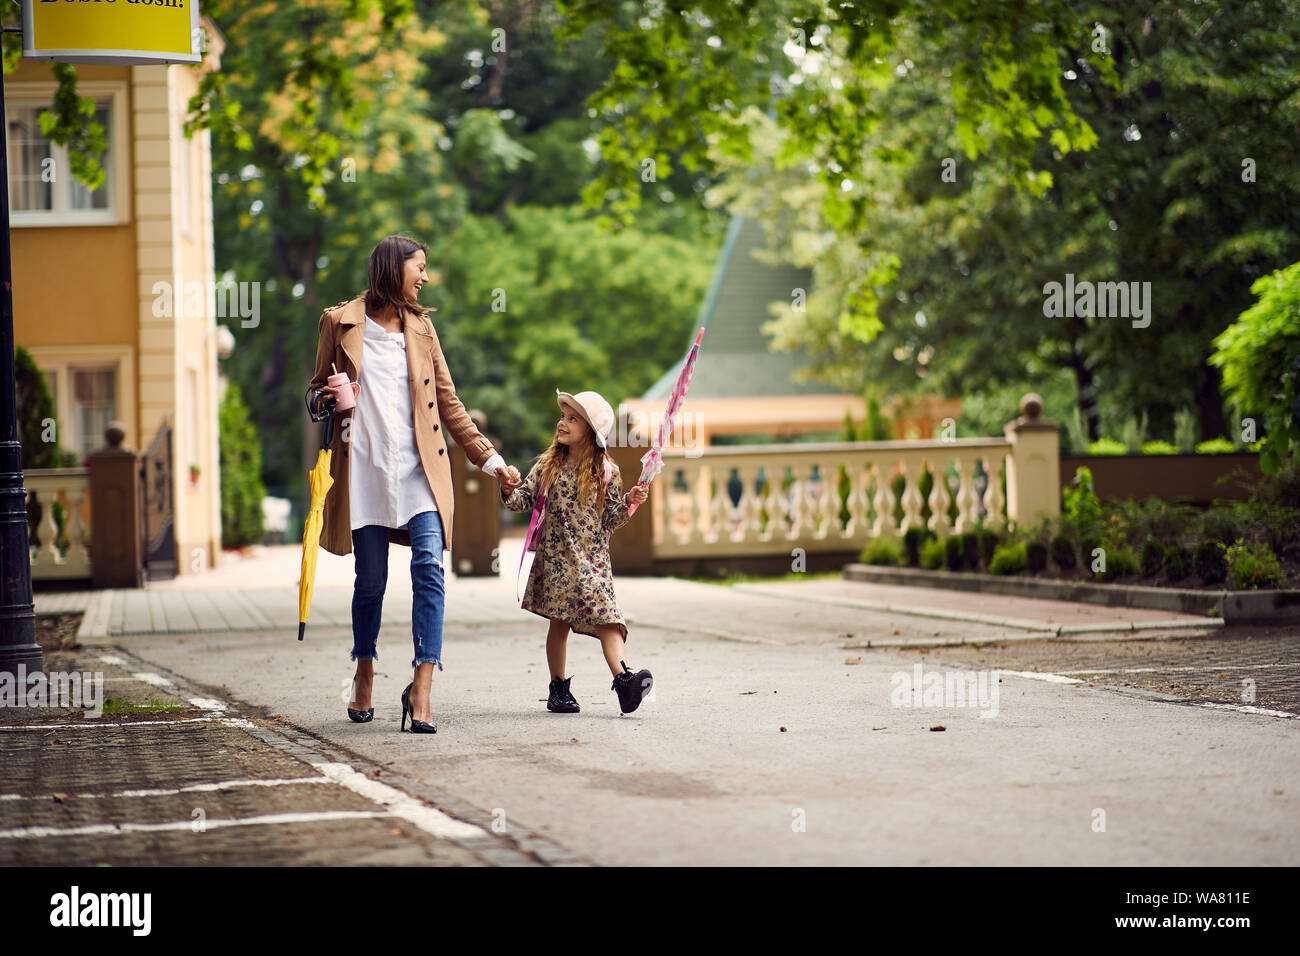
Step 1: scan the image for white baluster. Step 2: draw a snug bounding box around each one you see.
[899,461,924,533]
[62,486,90,576]
[983,454,1007,525]
[35,490,61,571]
[872,463,898,538]
[927,461,952,537]
[953,457,976,533]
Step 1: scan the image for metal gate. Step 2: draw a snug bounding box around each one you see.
[139,422,176,581]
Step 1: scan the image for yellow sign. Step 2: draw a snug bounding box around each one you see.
[23,0,201,65]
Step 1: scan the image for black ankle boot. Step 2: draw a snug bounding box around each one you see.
[611,662,653,714]
[547,676,580,713]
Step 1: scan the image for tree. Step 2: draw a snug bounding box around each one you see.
[219,382,266,547]
[1210,261,1300,473]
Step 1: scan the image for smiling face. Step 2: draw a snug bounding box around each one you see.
[556,402,593,448]
[403,249,428,302]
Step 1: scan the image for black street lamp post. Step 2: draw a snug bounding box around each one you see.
[0,25,44,677]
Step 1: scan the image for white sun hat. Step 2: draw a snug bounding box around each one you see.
[556,389,615,449]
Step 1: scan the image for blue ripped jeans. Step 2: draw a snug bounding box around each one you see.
[350,510,446,669]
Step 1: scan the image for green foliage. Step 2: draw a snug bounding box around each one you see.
[863,395,893,441]
[1026,541,1048,573]
[902,527,935,567]
[1141,441,1179,455]
[1099,544,1140,581]
[1050,534,1077,571]
[944,535,965,571]
[1211,260,1300,474]
[1118,415,1147,454]
[1141,539,1165,577]
[1198,509,1241,547]
[976,526,1000,568]
[1194,541,1227,585]
[1087,438,1127,456]
[219,383,266,549]
[1226,539,1284,590]
[1173,409,1200,453]
[14,346,65,470]
[1163,544,1190,581]
[1063,467,1102,538]
[860,537,902,567]
[989,543,1027,576]
[1195,438,1237,455]
[961,532,980,570]
[919,536,946,570]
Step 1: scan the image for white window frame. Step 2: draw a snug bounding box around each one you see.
[24,345,137,462]
[6,81,129,228]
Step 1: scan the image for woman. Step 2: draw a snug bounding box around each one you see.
[305,235,521,734]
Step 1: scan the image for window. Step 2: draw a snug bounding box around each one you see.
[72,367,117,461]
[7,87,123,226]
[27,347,134,464]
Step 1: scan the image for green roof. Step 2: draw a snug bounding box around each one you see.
[644,214,840,400]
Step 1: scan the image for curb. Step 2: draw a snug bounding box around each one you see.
[731,583,1222,641]
[842,564,1300,624]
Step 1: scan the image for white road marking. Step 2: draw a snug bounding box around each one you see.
[132,672,176,689]
[188,697,227,711]
[0,777,330,802]
[0,717,255,731]
[1058,662,1300,675]
[317,762,486,840]
[0,810,389,840]
[1195,702,1299,720]
[96,654,127,666]
[996,669,1085,684]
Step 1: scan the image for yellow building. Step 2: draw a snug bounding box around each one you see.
[8,20,225,578]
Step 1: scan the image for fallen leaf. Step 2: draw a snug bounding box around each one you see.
[893,629,900,635]
[872,726,887,731]
[52,793,69,803]
[930,725,946,732]
[740,690,757,695]
[780,726,788,732]
[844,657,862,665]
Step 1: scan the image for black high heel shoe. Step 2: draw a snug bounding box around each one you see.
[400,682,436,734]
[347,676,373,723]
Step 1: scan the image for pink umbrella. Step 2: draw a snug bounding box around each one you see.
[629,327,705,516]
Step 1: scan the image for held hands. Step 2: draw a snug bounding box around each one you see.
[626,482,649,507]
[497,464,522,494]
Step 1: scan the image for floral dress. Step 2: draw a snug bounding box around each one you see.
[503,455,632,641]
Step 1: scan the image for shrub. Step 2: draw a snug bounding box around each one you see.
[920,536,946,570]
[1163,544,1190,580]
[1140,440,1179,455]
[989,542,1028,575]
[861,537,903,566]
[902,527,935,567]
[14,346,68,470]
[1026,541,1048,572]
[944,535,964,571]
[1087,438,1127,455]
[1050,534,1077,570]
[1194,541,1227,585]
[1081,535,1103,571]
[976,526,1000,567]
[1064,467,1102,539]
[219,382,266,548]
[1098,544,1139,581]
[960,531,980,568]
[1198,509,1241,546]
[1140,539,1165,577]
[1173,409,1199,452]
[1210,259,1300,473]
[1226,539,1285,590]
[1195,437,1236,455]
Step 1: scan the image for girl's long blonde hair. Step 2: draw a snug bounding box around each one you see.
[536,434,608,509]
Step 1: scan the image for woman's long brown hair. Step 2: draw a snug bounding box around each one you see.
[364,235,428,325]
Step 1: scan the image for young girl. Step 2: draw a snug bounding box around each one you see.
[501,389,652,715]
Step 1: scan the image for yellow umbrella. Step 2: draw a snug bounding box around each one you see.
[298,402,335,641]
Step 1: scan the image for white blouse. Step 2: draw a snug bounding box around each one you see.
[349,315,504,531]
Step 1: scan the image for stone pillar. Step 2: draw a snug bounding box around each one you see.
[448,411,501,576]
[608,423,654,575]
[1004,393,1061,525]
[88,422,144,589]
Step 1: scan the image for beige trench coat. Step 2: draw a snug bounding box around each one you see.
[305,295,496,556]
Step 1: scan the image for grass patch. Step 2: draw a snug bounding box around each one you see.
[101,698,184,716]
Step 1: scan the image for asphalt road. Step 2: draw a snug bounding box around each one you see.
[98,575,1297,867]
